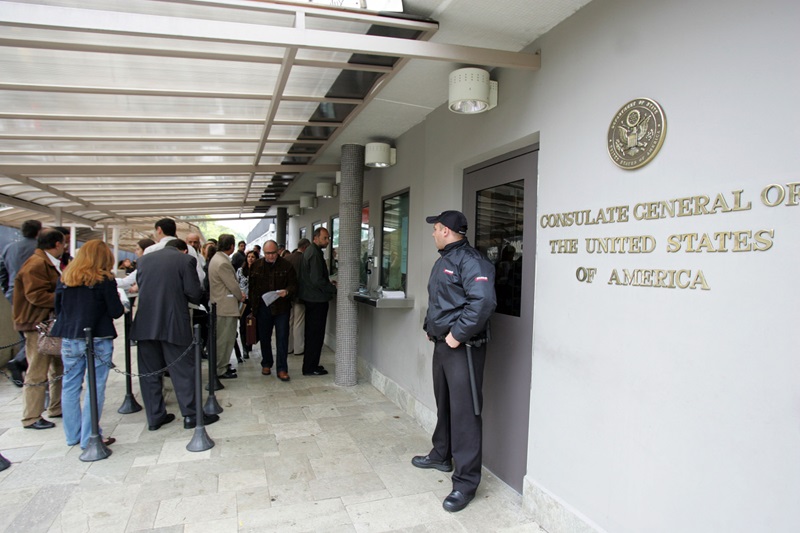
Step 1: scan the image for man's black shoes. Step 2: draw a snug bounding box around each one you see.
[302,368,328,376]
[148,413,176,431]
[218,369,237,379]
[184,413,219,429]
[411,455,453,472]
[25,418,55,430]
[442,490,474,512]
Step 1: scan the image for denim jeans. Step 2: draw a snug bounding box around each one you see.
[257,306,290,373]
[60,337,113,448]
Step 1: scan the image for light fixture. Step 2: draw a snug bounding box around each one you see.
[287,205,300,217]
[365,142,397,168]
[299,194,317,209]
[448,67,498,114]
[316,182,335,198]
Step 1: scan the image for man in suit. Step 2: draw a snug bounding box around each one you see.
[299,228,336,376]
[131,241,218,430]
[208,234,243,381]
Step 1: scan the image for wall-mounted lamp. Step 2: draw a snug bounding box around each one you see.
[365,142,397,168]
[448,67,498,114]
[316,182,335,198]
[299,194,317,209]
[287,205,301,217]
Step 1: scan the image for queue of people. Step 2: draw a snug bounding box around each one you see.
[0,217,339,453]
[1,211,495,516]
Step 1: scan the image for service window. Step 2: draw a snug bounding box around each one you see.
[380,190,409,293]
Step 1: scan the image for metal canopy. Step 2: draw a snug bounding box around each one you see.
[0,0,545,248]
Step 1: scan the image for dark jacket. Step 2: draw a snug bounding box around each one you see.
[51,278,124,339]
[230,250,246,271]
[130,246,203,346]
[298,243,335,303]
[424,239,496,343]
[249,256,297,316]
[12,249,59,332]
[0,237,38,299]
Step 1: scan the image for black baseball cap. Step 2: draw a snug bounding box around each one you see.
[425,210,468,235]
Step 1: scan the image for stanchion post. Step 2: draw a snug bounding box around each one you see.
[187,324,214,452]
[118,309,142,414]
[80,327,112,462]
[0,453,10,471]
[204,303,223,415]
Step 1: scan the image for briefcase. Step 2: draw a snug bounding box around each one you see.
[245,313,257,345]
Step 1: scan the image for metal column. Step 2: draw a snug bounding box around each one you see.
[334,144,364,386]
[276,207,287,248]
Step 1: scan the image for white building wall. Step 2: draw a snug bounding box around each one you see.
[292,0,800,530]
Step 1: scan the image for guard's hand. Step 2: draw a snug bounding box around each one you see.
[445,332,460,349]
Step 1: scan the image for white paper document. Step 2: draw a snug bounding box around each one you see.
[262,290,280,307]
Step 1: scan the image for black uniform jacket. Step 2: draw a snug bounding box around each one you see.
[424,239,496,343]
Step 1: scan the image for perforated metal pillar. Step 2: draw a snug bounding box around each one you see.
[335,144,364,386]
[276,207,287,247]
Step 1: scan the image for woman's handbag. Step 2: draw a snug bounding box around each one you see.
[35,318,62,357]
[245,313,257,346]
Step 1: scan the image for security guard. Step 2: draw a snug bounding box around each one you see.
[413,210,496,512]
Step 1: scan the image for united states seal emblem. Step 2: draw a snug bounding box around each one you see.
[607,98,666,170]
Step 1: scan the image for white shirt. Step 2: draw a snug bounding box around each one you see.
[45,251,62,275]
[144,236,205,283]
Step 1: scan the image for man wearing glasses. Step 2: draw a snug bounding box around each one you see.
[248,240,297,382]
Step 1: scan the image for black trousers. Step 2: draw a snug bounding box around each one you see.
[137,340,196,426]
[429,340,486,495]
[302,300,328,374]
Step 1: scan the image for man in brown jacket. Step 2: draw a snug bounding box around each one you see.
[249,240,297,381]
[12,229,65,429]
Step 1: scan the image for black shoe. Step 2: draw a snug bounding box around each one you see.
[50,413,62,418]
[316,365,325,371]
[236,355,243,363]
[184,413,220,429]
[148,413,176,431]
[6,360,24,387]
[442,490,474,513]
[218,369,238,379]
[243,351,250,359]
[205,379,225,391]
[25,418,55,430]
[302,369,328,376]
[411,455,453,472]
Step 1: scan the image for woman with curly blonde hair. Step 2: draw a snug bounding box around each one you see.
[51,240,124,449]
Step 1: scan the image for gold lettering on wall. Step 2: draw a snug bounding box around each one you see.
[539,182,798,291]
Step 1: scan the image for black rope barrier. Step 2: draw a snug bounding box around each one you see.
[187,323,214,452]
[117,311,142,414]
[79,327,111,462]
[204,303,223,415]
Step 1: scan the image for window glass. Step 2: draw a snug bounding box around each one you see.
[381,191,409,292]
[330,215,339,276]
[475,180,524,317]
[360,206,370,287]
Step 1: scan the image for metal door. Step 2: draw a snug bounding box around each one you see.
[462,145,538,492]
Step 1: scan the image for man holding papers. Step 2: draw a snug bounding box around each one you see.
[248,240,297,382]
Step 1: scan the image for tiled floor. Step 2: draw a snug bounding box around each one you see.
[0,329,543,532]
